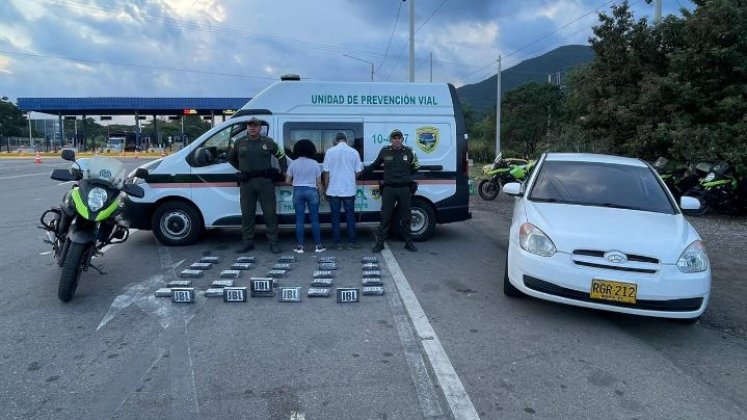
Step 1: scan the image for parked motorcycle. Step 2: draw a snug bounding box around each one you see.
[683,160,745,216]
[478,154,533,200]
[652,157,712,202]
[39,150,147,302]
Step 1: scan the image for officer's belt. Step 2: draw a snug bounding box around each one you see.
[383,181,412,188]
[243,169,272,179]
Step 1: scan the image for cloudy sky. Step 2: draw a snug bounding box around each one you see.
[0,0,693,101]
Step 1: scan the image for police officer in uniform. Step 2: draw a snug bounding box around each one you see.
[366,128,420,253]
[229,117,287,254]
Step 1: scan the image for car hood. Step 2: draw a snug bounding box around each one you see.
[523,202,700,263]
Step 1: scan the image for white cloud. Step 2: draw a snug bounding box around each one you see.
[0,56,12,74]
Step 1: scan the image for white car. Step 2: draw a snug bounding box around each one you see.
[503,153,711,323]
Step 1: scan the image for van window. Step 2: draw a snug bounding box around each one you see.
[190,123,247,166]
[283,122,363,163]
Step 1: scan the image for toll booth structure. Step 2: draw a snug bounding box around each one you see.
[17,97,249,152]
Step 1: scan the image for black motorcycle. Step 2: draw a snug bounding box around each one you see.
[653,157,712,202]
[39,150,147,302]
[683,161,746,216]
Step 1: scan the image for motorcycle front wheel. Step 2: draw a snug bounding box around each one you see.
[478,179,500,201]
[58,242,89,302]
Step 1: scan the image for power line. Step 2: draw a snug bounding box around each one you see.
[460,0,617,82]
[384,0,449,81]
[415,0,449,33]
[378,0,404,72]
[0,50,277,80]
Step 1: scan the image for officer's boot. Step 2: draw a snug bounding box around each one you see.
[372,241,384,253]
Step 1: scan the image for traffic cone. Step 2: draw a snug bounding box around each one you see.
[34,151,42,164]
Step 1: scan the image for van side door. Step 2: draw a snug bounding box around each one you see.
[187,122,247,227]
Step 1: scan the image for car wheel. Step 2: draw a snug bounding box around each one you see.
[503,249,523,297]
[152,201,203,246]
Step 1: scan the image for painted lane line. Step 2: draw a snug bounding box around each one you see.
[385,267,444,418]
[0,172,51,180]
[382,245,481,420]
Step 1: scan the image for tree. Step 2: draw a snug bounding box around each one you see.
[502,82,562,158]
[663,0,747,172]
[564,1,672,158]
[0,98,28,152]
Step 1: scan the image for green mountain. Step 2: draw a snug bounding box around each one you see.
[456,45,593,114]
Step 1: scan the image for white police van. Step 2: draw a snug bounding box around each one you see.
[123,76,471,245]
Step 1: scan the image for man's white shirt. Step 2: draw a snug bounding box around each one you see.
[323,142,363,197]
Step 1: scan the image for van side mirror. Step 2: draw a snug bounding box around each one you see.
[61,149,75,161]
[194,147,213,165]
[134,168,148,179]
[503,182,523,197]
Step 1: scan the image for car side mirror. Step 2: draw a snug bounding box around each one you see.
[680,196,701,210]
[61,149,75,161]
[502,182,523,197]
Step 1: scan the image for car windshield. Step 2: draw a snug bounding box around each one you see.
[528,160,676,214]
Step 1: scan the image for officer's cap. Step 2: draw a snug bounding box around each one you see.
[389,129,403,138]
[247,117,262,126]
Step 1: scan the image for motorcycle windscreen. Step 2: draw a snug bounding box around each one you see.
[82,156,128,188]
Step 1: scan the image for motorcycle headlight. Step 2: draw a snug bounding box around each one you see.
[677,240,709,273]
[519,223,556,257]
[481,164,492,175]
[88,187,108,212]
[704,173,715,182]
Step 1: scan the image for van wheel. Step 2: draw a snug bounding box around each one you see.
[152,201,203,246]
[503,249,523,297]
[394,198,436,242]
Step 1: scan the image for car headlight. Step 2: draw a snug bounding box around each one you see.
[519,223,556,257]
[704,173,715,182]
[88,187,108,212]
[677,240,709,273]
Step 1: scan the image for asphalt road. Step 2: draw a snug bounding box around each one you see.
[0,157,745,420]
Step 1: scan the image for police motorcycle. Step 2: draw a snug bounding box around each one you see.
[652,157,711,202]
[39,150,147,302]
[683,160,745,216]
[477,153,532,201]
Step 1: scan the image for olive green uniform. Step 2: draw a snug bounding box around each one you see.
[367,145,420,243]
[228,135,287,246]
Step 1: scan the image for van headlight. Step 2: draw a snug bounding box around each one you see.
[519,223,556,257]
[88,187,108,212]
[677,240,709,273]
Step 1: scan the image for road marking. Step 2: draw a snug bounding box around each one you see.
[385,264,445,418]
[382,245,481,420]
[290,411,306,420]
[0,172,50,180]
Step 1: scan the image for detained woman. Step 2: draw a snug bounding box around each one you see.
[285,139,326,253]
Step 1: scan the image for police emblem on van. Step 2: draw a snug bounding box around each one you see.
[416,126,439,154]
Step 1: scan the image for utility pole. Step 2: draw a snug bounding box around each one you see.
[343,54,375,81]
[408,0,415,82]
[495,55,502,156]
[430,52,433,82]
